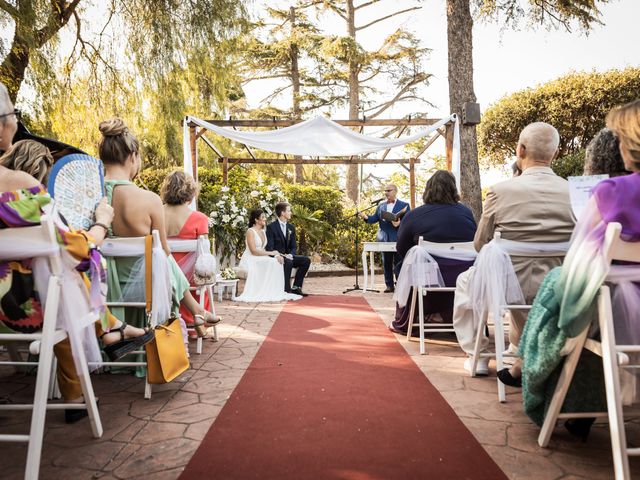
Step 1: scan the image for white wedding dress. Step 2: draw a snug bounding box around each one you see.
[235,228,302,302]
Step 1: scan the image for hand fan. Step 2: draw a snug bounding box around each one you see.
[47,154,105,230]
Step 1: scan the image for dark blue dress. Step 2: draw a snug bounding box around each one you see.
[392,203,477,333]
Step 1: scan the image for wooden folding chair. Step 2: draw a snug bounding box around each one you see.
[538,222,640,479]
[406,239,476,355]
[469,231,568,402]
[0,215,102,480]
[168,235,220,354]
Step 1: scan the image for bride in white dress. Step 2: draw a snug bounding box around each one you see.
[235,209,302,302]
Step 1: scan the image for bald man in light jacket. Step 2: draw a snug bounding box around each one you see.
[454,122,575,382]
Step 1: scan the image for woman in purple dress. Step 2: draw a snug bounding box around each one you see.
[519,99,640,439]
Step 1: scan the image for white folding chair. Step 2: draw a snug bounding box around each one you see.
[406,239,477,355]
[470,231,569,402]
[538,222,640,479]
[0,215,102,480]
[99,233,166,400]
[168,236,220,353]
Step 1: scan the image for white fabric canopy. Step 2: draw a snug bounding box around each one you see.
[183,114,461,189]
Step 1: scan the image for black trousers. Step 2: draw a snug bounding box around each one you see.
[382,251,396,288]
[283,255,311,291]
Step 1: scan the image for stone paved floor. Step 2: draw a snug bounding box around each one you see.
[1,275,638,479]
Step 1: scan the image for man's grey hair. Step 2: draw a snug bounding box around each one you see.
[0,83,11,123]
[518,122,560,162]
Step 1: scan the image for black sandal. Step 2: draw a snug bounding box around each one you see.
[101,322,155,362]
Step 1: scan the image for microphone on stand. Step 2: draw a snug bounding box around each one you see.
[370,197,385,205]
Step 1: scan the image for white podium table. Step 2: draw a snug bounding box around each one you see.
[362,241,396,292]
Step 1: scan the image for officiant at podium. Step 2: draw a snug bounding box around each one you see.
[360,183,409,293]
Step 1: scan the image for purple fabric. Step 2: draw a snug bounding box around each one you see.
[594,173,640,241]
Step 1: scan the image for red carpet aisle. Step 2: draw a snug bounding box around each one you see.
[180,295,506,480]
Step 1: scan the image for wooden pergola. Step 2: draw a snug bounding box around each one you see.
[185,117,456,208]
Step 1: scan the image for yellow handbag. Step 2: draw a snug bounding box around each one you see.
[143,235,190,384]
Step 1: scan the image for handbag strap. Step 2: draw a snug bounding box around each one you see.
[144,234,153,316]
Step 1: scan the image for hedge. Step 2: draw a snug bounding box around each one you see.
[138,166,372,266]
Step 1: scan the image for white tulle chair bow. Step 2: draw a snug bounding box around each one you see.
[395,239,477,355]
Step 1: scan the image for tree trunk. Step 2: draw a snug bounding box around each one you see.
[446,0,482,220]
[0,0,79,103]
[290,7,304,184]
[0,30,32,103]
[345,0,360,203]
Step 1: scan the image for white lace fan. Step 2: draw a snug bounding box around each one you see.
[47,154,104,230]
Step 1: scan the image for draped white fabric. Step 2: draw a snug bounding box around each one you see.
[605,266,640,404]
[169,237,216,284]
[466,237,570,330]
[100,239,173,327]
[394,245,445,308]
[467,241,525,327]
[183,114,462,190]
[607,265,640,346]
[420,244,478,262]
[0,229,102,373]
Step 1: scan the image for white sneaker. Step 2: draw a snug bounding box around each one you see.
[502,344,517,365]
[464,356,489,376]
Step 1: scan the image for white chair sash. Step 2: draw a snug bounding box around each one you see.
[606,265,640,346]
[101,238,173,327]
[0,228,102,372]
[468,237,570,325]
[420,245,478,262]
[394,245,445,308]
[169,236,216,285]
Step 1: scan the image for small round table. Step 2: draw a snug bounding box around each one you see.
[217,278,239,301]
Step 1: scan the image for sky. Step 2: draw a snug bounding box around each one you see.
[4,1,639,187]
[246,0,640,186]
[248,0,640,117]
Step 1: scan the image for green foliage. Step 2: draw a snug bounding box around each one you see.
[479,68,640,166]
[329,207,378,269]
[283,184,343,255]
[282,184,343,227]
[551,150,586,179]
[139,167,363,265]
[289,204,329,256]
[2,0,249,168]
[473,0,608,31]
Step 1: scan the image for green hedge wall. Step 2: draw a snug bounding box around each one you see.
[138,167,374,267]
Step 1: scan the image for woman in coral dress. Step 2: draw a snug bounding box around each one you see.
[161,171,218,336]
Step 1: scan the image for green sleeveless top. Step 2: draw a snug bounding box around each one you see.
[104,179,187,322]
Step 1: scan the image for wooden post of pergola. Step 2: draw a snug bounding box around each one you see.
[189,125,198,182]
[445,123,454,172]
[185,117,456,209]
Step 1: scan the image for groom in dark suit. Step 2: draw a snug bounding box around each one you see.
[266,202,311,296]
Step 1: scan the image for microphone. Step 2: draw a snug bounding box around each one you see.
[370,197,385,205]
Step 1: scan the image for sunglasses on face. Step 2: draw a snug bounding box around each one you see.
[0,109,21,121]
[384,189,394,192]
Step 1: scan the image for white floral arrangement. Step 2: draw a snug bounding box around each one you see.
[219,267,237,280]
[208,178,288,265]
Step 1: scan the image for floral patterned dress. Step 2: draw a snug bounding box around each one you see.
[0,185,107,333]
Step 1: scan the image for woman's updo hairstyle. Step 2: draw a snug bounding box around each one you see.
[249,209,264,227]
[0,140,54,183]
[160,171,200,205]
[98,118,139,165]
